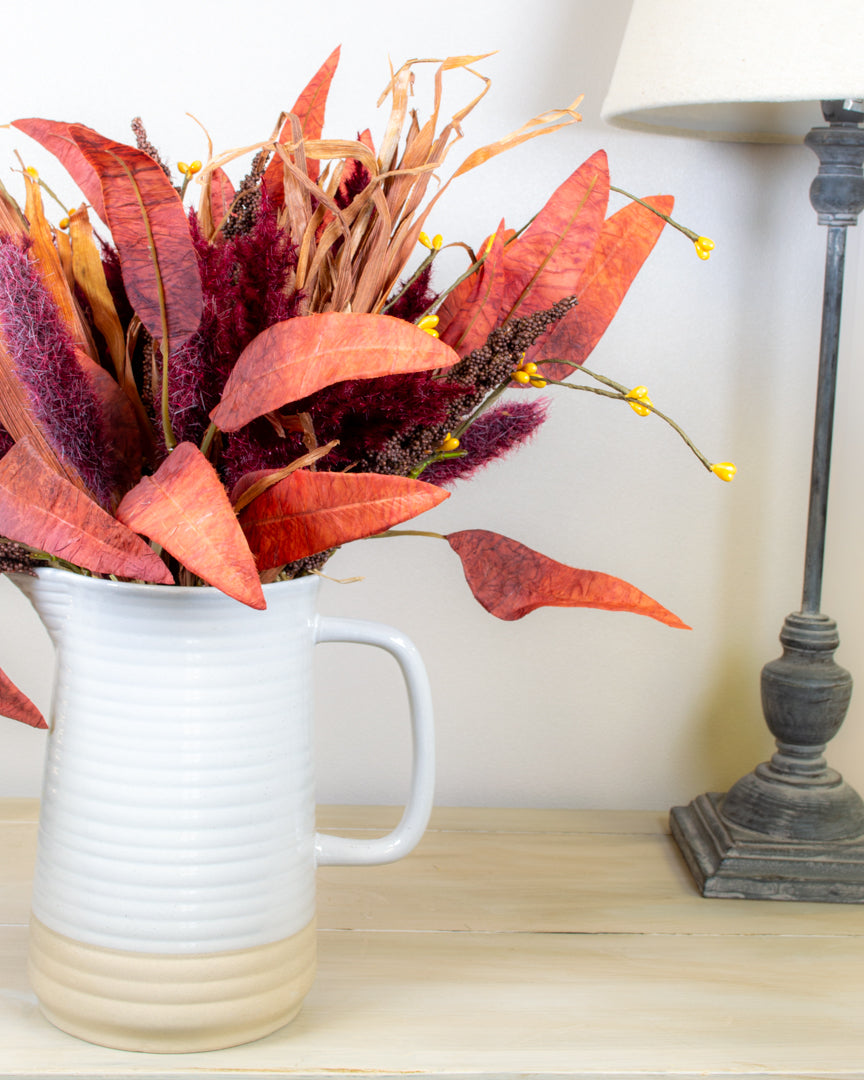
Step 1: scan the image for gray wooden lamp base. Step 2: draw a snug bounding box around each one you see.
[671,794,864,903]
[672,610,864,902]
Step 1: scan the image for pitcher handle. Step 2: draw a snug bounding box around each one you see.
[313,616,435,867]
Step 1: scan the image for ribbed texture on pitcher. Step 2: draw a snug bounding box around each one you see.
[16,571,321,955]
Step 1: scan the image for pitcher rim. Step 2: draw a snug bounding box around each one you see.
[9,565,321,605]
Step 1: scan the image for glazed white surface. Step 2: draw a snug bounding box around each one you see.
[14,571,434,954]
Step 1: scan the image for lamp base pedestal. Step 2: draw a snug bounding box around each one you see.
[670,792,864,903]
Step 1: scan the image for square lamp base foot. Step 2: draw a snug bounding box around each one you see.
[670,792,864,903]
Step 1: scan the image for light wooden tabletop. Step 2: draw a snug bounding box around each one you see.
[2,799,864,1079]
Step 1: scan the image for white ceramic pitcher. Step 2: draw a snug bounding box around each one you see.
[12,567,435,1053]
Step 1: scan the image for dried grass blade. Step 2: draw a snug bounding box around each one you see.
[452,98,584,178]
[231,440,339,512]
[23,174,96,357]
[377,67,413,172]
[68,206,127,380]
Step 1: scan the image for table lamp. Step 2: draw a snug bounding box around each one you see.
[602,0,864,901]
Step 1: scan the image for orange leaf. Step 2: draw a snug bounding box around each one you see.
[437,223,508,356]
[529,195,673,378]
[116,443,265,609]
[497,150,609,324]
[66,125,203,354]
[238,469,449,570]
[0,666,46,729]
[446,530,689,628]
[264,46,341,197]
[11,119,106,220]
[0,437,173,584]
[211,312,460,432]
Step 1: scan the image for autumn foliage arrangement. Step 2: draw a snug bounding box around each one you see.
[0,50,729,730]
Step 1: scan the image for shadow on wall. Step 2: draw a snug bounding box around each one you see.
[674,142,822,796]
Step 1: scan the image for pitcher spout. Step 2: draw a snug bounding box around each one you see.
[9,568,75,645]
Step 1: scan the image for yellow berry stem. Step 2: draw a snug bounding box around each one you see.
[415,214,538,323]
[609,184,702,245]
[540,361,717,474]
[408,449,466,480]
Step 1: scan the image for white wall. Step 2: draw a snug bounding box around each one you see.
[0,0,861,810]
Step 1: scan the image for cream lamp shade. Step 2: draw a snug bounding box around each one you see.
[601,0,864,143]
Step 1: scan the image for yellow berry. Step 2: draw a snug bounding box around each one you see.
[418,232,433,248]
[521,362,538,375]
[529,378,547,388]
[711,462,737,482]
[25,166,38,179]
[513,370,531,385]
[58,217,69,230]
[189,160,202,175]
[626,386,653,417]
[440,433,460,452]
[697,236,715,251]
[417,314,439,331]
[177,161,189,175]
[695,246,710,261]
[431,234,443,250]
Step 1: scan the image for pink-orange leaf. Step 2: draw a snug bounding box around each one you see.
[264,46,341,196]
[437,223,508,357]
[116,443,264,610]
[238,469,449,570]
[496,150,610,324]
[0,437,173,584]
[66,125,203,354]
[529,195,673,379]
[211,312,460,432]
[12,119,106,220]
[0,667,46,729]
[446,530,689,628]
[209,168,236,230]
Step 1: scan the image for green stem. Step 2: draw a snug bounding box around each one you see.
[409,449,466,479]
[609,184,699,243]
[371,529,446,540]
[200,422,218,459]
[541,366,713,472]
[160,338,176,450]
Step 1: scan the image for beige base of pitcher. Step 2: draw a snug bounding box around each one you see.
[28,915,317,1053]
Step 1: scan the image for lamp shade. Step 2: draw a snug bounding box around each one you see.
[601,0,864,143]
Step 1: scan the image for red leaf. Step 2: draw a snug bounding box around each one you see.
[0,437,173,584]
[11,119,106,220]
[496,150,610,324]
[446,530,689,628]
[0,667,46,729]
[66,125,203,354]
[263,46,341,196]
[74,348,141,500]
[335,128,375,209]
[437,224,508,357]
[211,312,460,432]
[116,443,265,609]
[237,469,449,570]
[529,195,673,378]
